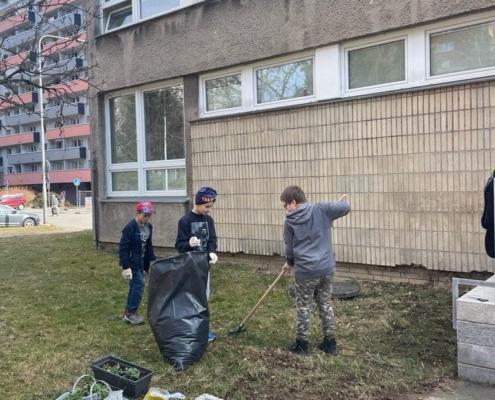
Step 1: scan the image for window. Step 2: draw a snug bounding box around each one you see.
[204,74,242,112]
[348,40,406,89]
[140,0,180,19]
[51,161,64,170]
[430,21,495,76]
[106,82,186,196]
[109,94,137,164]
[106,6,132,31]
[70,140,83,147]
[102,0,206,33]
[68,161,82,169]
[256,59,314,104]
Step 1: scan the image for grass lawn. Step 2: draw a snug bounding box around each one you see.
[0,231,457,400]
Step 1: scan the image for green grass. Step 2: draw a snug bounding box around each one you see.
[0,224,63,236]
[0,232,457,400]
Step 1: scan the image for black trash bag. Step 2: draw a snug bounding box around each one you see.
[147,252,210,371]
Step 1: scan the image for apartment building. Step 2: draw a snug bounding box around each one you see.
[89,0,495,281]
[0,0,90,203]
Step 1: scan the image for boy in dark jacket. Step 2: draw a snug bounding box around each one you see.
[175,186,218,341]
[119,201,157,324]
[281,185,350,355]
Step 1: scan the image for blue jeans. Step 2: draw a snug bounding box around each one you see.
[125,267,144,313]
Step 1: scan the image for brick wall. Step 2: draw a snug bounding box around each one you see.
[191,82,495,273]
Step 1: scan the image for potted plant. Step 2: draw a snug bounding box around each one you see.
[55,375,122,400]
[90,356,153,399]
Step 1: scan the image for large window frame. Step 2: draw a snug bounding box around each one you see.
[198,11,495,118]
[101,0,206,34]
[425,15,495,84]
[105,80,186,197]
[344,36,408,92]
[199,53,316,118]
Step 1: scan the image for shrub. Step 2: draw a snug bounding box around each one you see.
[30,192,59,208]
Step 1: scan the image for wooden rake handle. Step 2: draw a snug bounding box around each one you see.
[239,264,289,327]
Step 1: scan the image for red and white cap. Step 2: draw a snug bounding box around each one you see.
[136,201,155,214]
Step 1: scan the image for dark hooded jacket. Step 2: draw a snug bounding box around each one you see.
[119,219,156,272]
[482,176,495,259]
[283,201,350,279]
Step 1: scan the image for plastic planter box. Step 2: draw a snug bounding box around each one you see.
[90,356,153,399]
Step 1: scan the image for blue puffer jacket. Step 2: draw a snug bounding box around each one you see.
[118,219,156,272]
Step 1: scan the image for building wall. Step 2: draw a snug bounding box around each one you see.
[89,0,495,276]
[89,0,495,92]
[191,82,495,273]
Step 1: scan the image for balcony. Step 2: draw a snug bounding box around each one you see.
[42,31,87,56]
[7,146,87,165]
[0,131,39,147]
[3,12,82,50]
[5,102,85,126]
[0,11,30,35]
[46,79,89,98]
[1,50,35,71]
[0,31,86,72]
[0,92,38,110]
[47,123,89,140]
[43,57,84,77]
[39,0,77,16]
[3,168,91,185]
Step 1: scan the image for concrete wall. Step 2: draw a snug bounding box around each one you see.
[97,201,187,247]
[457,276,495,384]
[191,82,495,273]
[89,0,495,92]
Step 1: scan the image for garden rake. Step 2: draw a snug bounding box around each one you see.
[228,263,289,336]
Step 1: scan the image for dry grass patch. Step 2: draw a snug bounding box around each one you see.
[0,232,456,400]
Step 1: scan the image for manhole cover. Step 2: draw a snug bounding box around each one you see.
[332,282,360,299]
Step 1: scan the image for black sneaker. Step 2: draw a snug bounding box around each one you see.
[318,337,338,355]
[122,311,145,325]
[286,339,309,355]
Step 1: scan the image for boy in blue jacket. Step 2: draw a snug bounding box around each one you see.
[119,201,157,324]
[281,185,350,355]
[175,186,218,341]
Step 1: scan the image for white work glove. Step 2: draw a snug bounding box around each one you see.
[209,253,218,264]
[189,236,201,247]
[122,268,132,280]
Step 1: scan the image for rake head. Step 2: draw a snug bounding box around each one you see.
[228,324,246,336]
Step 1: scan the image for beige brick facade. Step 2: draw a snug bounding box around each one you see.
[191,82,495,274]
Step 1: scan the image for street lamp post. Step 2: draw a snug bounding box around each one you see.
[37,34,84,224]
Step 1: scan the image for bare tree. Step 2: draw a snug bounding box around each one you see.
[0,0,100,133]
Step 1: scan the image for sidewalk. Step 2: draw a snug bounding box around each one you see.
[29,207,92,231]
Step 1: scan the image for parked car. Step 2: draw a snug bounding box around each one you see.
[0,193,26,209]
[0,205,39,227]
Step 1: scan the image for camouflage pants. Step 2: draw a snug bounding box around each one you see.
[294,273,335,341]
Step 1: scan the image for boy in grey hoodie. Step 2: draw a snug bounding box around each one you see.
[281,185,350,355]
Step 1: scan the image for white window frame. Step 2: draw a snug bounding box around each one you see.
[342,34,410,97]
[199,68,244,118]
[101,0,206,34]
[425,14,495,85]
[105,5,133,33]
[253,54,316,108]
[199,52,316,118]
[105,79,186,197]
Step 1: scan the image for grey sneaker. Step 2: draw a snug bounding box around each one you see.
[122,311,145,325]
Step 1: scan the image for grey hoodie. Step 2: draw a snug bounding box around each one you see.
[283,201,351,279]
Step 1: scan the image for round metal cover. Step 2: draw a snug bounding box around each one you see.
[332,281,360,299]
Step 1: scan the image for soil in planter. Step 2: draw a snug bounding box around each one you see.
[102,361,143,381]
